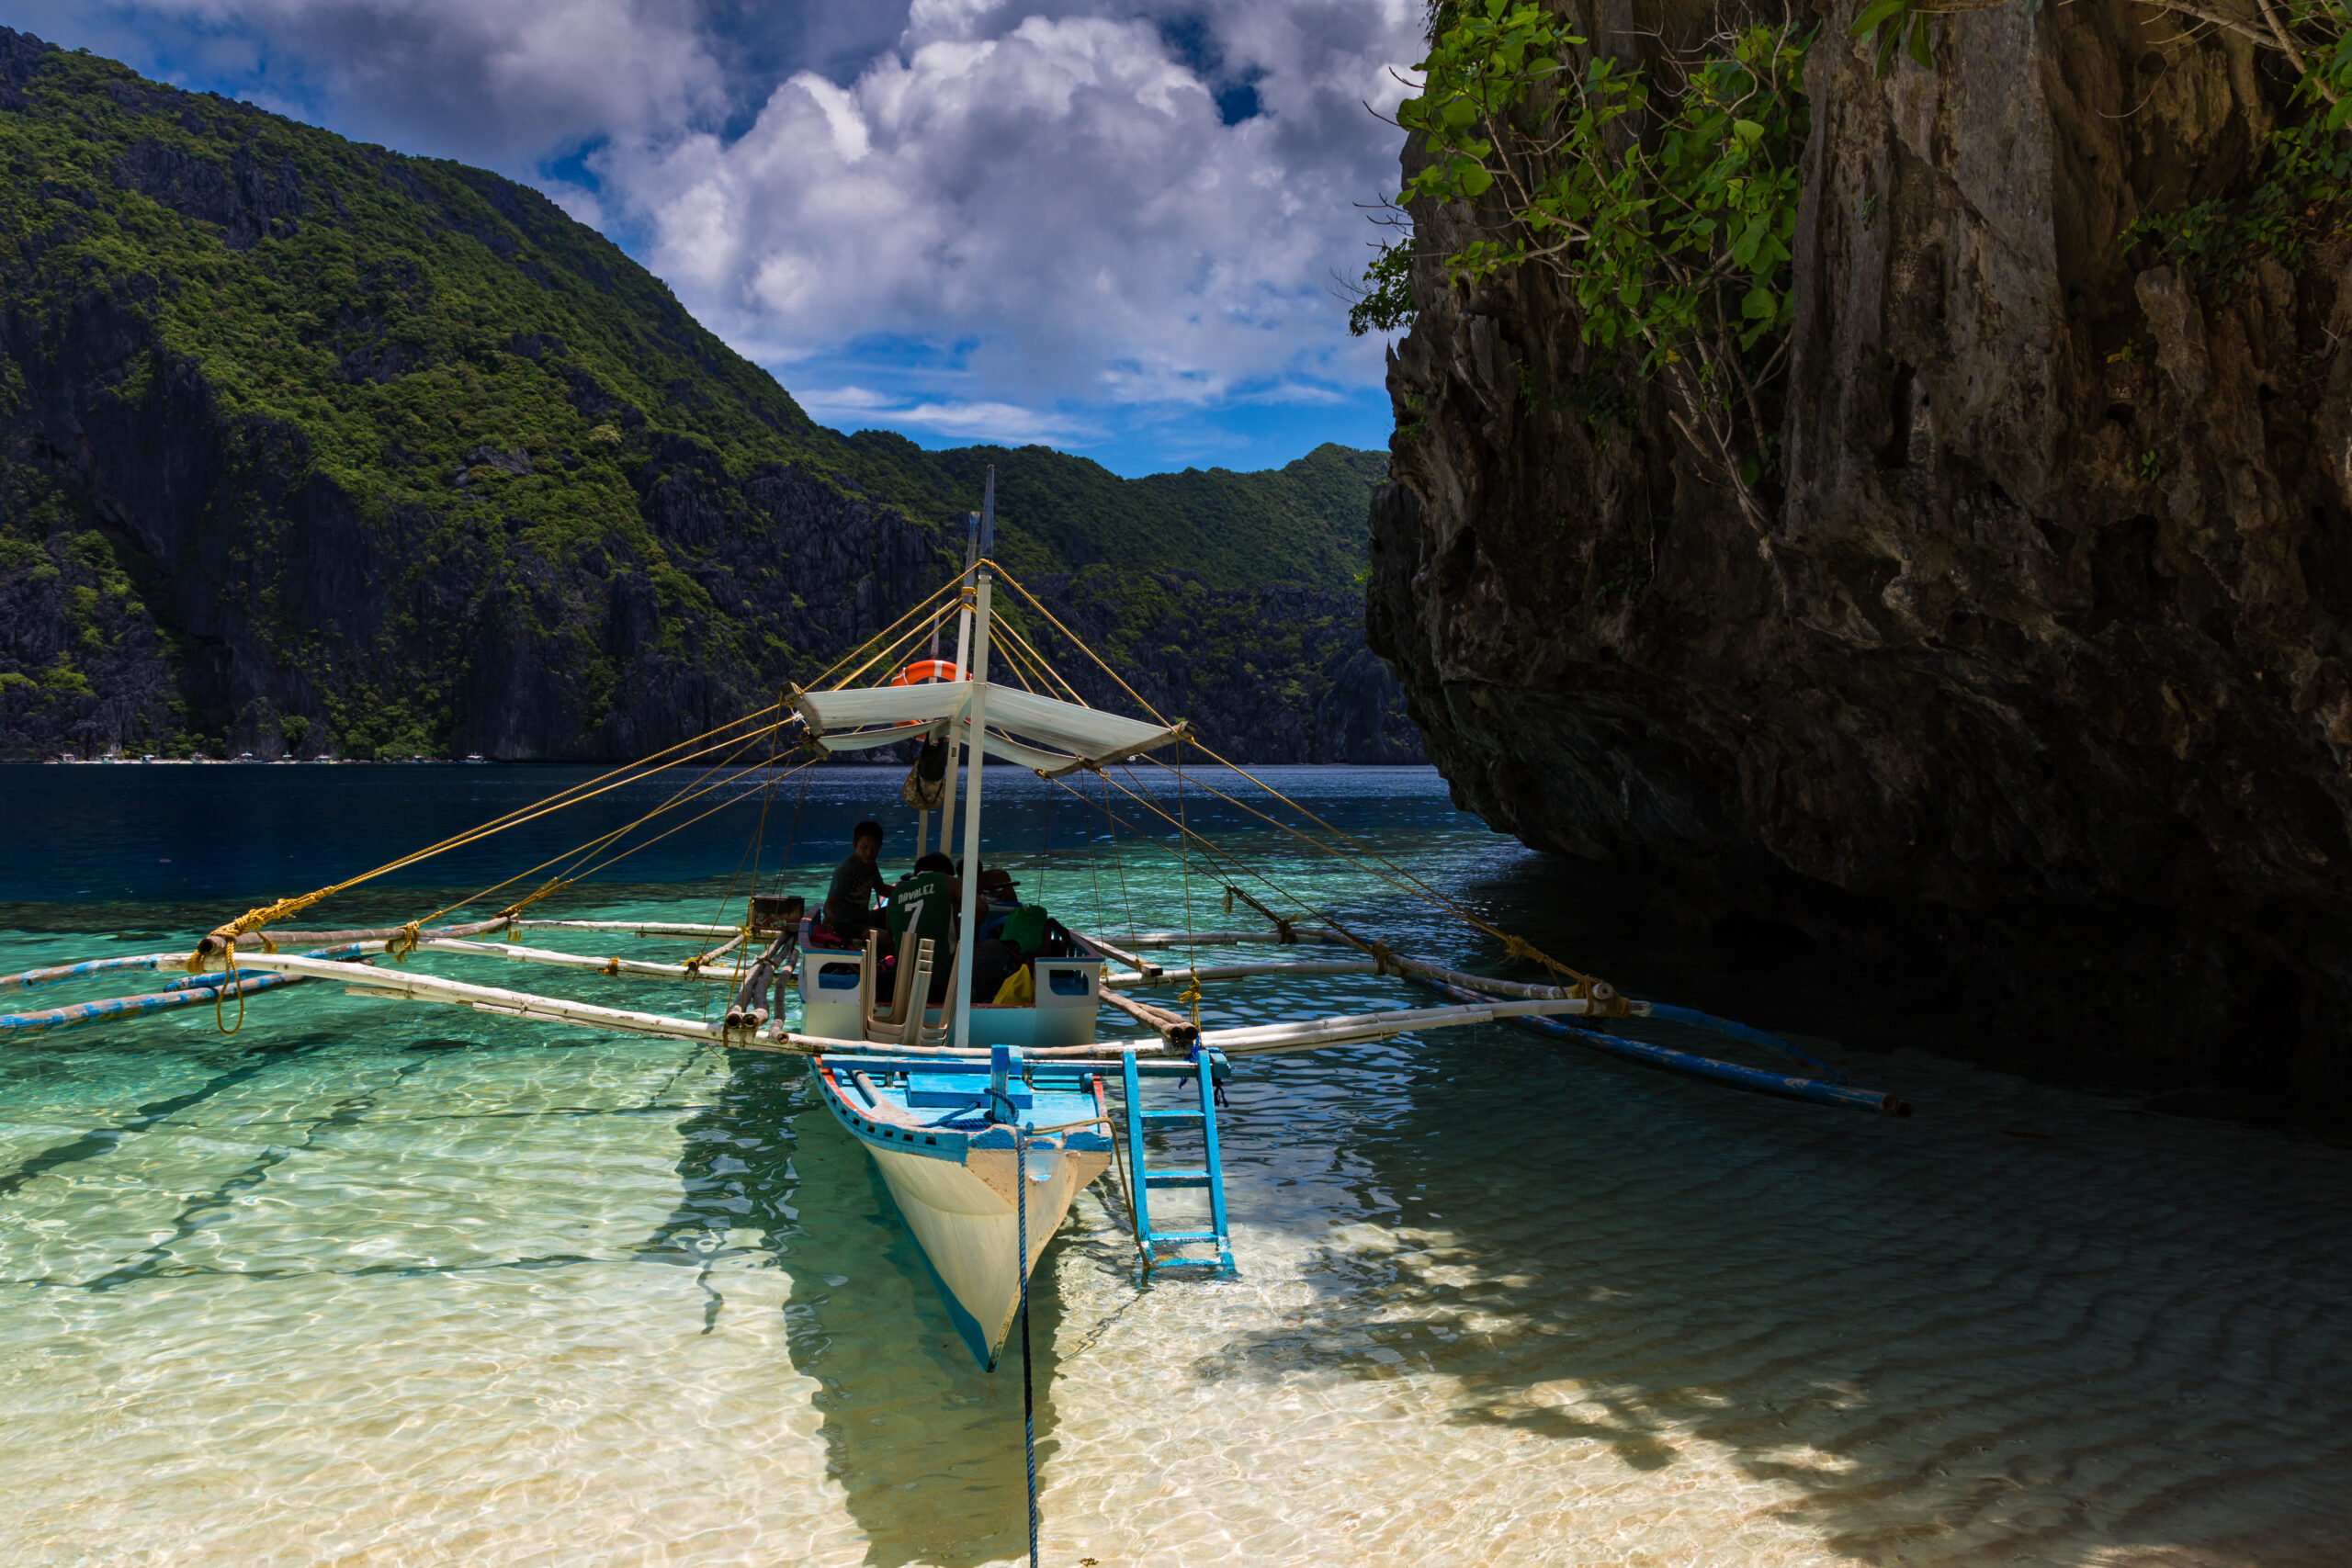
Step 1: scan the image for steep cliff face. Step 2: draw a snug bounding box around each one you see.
[1371,4,2352,1122]
[0,28,1416,765]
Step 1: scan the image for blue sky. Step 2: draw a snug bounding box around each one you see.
[5,0,1419,476]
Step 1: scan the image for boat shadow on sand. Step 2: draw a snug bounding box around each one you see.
[1191,1029,2352,1566]
[653,1047,1080,1568]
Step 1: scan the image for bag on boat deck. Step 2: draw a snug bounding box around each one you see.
[990,964,1034,1007]
[900,737,950,810]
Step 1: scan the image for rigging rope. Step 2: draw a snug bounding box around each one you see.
[809,576,968,694]
[182,570,966,969]
[414,725,784,931]
[993,615,1091,707]
[983,562,1169,724]
[976,554,1610,989]
[184,710,793,969]
[1139,752,1605,989]
[992,630,1046,694]
[561,757,822,889]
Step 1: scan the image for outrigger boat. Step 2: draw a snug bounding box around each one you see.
[1,475,1908,1372]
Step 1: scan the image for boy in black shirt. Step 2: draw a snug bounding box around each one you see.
[822,819,891,942]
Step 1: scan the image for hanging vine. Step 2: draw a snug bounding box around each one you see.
[1389,0,1812,533]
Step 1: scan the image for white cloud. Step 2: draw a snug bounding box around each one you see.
[792,386,1102,447]
[590,1,1420,418]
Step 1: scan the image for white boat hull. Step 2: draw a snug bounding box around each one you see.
[863,1137,1109,1367]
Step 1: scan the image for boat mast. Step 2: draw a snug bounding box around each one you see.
[938,504,983,855]
[916,513,974,863]
[951,469,996,1051]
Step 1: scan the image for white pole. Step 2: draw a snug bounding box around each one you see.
[940,509,981,854]
[951,569,995,1050]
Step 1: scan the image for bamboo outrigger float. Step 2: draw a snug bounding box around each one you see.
[3,473,1908,1375]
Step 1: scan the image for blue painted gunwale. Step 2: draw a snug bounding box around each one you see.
[809,1054,1116,1160]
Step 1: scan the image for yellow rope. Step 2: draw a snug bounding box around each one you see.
[212,943,244,1034]
[182,564,971,972]
[183,708,791,969]
[987,566,1602,985]
[993,616,1092,707]
[983,561,1170,723]
[820,577,967,692]
[992,631,1045,694]
[405,722,787,931]
[1002,623,1077,700]
[1144,748,1604,989]
[560,755,822,888]
[1059,767,1291,933]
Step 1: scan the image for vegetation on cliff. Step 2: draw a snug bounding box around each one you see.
[1366,0,2352,1123]
[0,28,1404,761]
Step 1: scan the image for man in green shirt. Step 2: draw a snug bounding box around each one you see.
[887,852,958,1002]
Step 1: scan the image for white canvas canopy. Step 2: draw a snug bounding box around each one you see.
[792,680,1185,777]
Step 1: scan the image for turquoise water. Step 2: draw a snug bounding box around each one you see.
[2,763,2348,1565]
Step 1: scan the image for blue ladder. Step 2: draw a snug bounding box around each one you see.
[1119,1046,1234,1273]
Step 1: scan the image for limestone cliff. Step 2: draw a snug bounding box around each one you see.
[1370,3,2352,1123]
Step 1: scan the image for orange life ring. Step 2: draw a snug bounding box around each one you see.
[888,659,962,728]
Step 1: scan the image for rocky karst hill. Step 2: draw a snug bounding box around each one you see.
[0,28,1414,765]
[1369,0,2352,1125]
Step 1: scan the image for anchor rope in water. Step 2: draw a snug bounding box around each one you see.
[1014,1125,1041,1568]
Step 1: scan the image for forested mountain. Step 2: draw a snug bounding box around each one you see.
[0,28,1413,762]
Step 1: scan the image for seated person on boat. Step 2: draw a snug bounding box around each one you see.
[885,852,959,1003]
[969,904,1057,1006]
[818,819,889,946]
[967,864,1020,943]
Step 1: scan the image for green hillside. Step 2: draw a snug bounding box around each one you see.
[0,38,1374,592]
[0,28,1409,762]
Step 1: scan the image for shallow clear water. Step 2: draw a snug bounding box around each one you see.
[2,763,2347,1566]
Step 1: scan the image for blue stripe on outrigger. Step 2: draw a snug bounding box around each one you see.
[1415,977,1910,1116]
[0,972,304,1034]
[1638,1002,1846,1081]
[0,953,183,992]
[0,944,375,1035]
